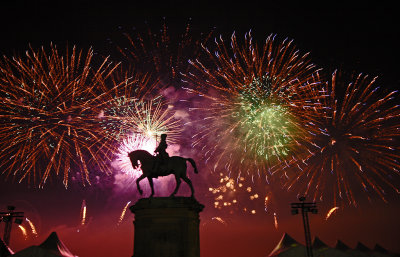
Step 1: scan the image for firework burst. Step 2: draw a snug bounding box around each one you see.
[207,171,283,227]
[0,44,130,187]
[110,98,183,177]
[284,70,400,206]
[100,97,182,142]
[113,133,158,177]
[116,19,213,87]
[183,32,323,180]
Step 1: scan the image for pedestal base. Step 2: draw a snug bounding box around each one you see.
[130,197,204,257]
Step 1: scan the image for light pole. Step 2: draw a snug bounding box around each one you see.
[291,196,317,257]
[0,205,24,246]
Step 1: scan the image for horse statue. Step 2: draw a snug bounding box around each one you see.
[128,149,198,197]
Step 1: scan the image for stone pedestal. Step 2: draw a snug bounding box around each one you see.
[130,197,204,257]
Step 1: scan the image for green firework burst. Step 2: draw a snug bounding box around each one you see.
[235,75,293,160]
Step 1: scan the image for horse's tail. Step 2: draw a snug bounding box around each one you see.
[186,158,198,174]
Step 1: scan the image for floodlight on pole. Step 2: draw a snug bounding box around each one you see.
[0,205,24,246]
[291,196,317,257]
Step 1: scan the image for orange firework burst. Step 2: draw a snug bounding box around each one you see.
[183,32,323,180]
[284,70,400,206]
[116,19,213,87]
[0,44,136,187]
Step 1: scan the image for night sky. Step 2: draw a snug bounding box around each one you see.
[1,1,399,257]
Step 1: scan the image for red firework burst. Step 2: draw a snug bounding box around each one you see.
[0,44,131,187]
[284,70,400,206]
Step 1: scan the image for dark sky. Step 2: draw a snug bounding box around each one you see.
[1,1,399,257]
[1,1,398,88]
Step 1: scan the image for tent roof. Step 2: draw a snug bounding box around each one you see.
[12,231,75,257]
[335,240,351,251]
[312,236,328,249]
[373,244,388,254]
[356,242,371,252]
[269,233,400,257]
[269,233,303,256]
[39,232,74,256]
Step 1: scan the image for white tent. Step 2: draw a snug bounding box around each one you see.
[313,237,352,257]
[371,244,400,257]
[12,232,76,257]
[269,233,307,257]
[269,233,398,257]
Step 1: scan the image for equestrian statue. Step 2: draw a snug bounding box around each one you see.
[128,134,198,198]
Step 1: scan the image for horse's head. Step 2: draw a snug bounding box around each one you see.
[128,150,152,169]
[128,151,140,169]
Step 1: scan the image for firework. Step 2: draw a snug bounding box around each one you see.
[211,216,227,226]
[208,172,270,216]
[111,97,183,176]
[0,44,134,187]
[80,199,87,226]
[273,212,278,229]
[183,32,323,180]
[117,201,131,226]
[101,98,182,141]
[116,19,213,87]
[325,207,339,220]
[285,71,400,206]
[25,217,38,237]
[114,133,157,177]
[18,225,28,240]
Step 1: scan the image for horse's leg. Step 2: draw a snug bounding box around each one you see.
[182,176,195,198]
[147,177,155,197]
[136,174,146,195]
[170,175,181,197]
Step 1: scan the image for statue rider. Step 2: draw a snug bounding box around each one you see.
[153,133,169,174]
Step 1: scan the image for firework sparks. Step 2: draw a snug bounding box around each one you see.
[0,44,131,187]
[114,133,157,177]
[18,225,28,240]
[264,194,270,212]
[117,19,213,86]
[273,212,278,229]
[211,216,228,226]
[183,32,323,180]
[111,97,182,176]
[118,99,182,142]
[80,200,87,226]
[97,75,167,141]
[117,201,131,226]
[25,217,38,237]
[208,172,273,216]
[285,70,400,206]
[325,207,339,220]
